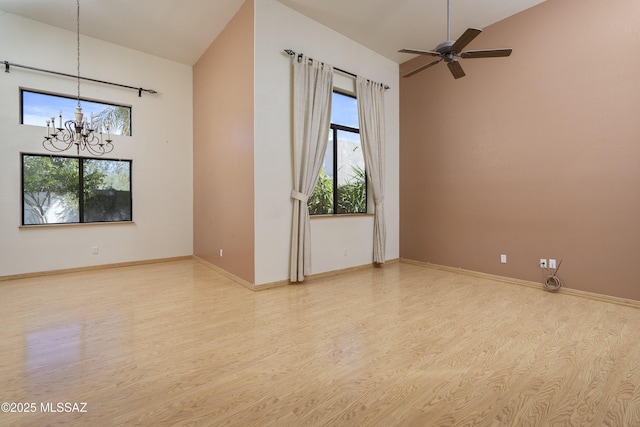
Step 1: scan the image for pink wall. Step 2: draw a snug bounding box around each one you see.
[193,0,255,283]
[400,0,640,300]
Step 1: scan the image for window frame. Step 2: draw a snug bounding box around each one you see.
[21,152,133,226]
[310,90,368,216]
[328,122,368,215]
[20,88,133,136]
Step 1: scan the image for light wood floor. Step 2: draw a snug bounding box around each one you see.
[1,259,640,426]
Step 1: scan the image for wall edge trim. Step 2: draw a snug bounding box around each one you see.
[0,256,193,282]
[305,258,401,283]
[193,255,260,291]
[195,257,401,291]
[401,258,640,309]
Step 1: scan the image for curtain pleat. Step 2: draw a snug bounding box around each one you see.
[356,76,386,264]
[289,56,333,282]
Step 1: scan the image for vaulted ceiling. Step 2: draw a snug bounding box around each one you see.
[0,0,546,66]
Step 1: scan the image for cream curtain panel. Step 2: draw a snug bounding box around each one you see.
[290,56,333,282]
[356,76,386,264]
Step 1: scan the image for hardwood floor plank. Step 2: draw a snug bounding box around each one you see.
[1,259,639,426]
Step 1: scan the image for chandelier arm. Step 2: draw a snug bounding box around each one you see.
[42,120,75,153]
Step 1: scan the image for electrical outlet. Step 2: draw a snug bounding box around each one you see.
[92,246,99,255]
[343,248,347,257]
[549,259,557,269]
[219,249,223,257]
[500,254,507,264]
[540,258,547,268]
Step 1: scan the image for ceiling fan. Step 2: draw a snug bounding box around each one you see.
[399,0,512,79]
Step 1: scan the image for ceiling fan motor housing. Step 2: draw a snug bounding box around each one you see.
[436,41,457,62]
[436,40,456,53]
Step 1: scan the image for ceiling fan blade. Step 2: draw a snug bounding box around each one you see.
[461,48,513,58]
[447,60,465,79]
[399,48,441,57]
[402,58,443,78]
[450,28,482,53]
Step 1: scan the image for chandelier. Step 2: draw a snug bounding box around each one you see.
[43,0,113,156]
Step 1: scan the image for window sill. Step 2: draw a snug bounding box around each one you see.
[310,213,374,219]
[20,221,136,229]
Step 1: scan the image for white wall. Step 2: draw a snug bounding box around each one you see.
[253,0,400,284]
[0,13,193,276]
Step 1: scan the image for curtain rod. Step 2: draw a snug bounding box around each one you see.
[284,50,389,90]
[4,60,157,97]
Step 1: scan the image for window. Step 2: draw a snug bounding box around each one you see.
[309,91,366,215]
[21,89,132,136]
[22,154,132,225]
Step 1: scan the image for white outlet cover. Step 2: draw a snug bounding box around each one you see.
[500,254,507,263]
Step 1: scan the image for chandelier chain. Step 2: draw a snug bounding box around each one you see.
[76,0,81,108]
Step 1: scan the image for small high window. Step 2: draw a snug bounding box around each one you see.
[21,89,132,136]
[22,153,132,225]
[309,91,367,215]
